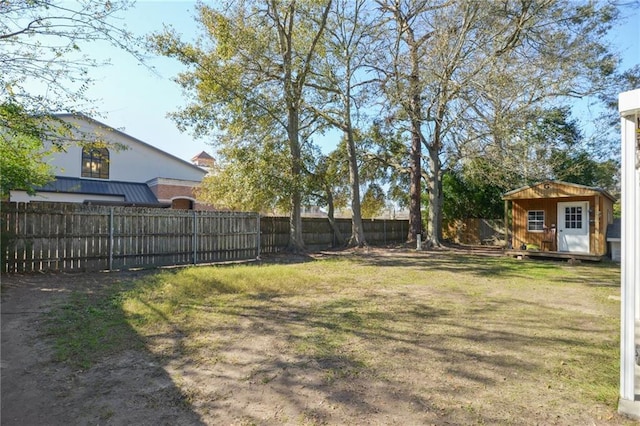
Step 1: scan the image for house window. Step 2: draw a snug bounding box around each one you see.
[81,146,109,179]
[564,205,583,229]
[527,210,545,232]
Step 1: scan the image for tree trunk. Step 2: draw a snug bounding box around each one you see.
[325,186,345,246]
[408,124,422,243]
[425,141,443,247]
[346,126,367,247]
[286,104,306,253]
[407,34,422,243]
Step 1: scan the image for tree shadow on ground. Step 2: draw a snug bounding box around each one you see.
[319,246,620,288]
[2,249,625,425]
[135,274,622,424]
[0,271,205,426]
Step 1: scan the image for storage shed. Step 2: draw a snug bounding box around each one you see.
[503,180,616,257]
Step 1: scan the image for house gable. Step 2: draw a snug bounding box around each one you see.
[10,114,213,209]
[47,114,207,183]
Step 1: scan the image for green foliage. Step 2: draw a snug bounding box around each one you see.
[442,170,504,222]
[196,139,293,213]
[361,183,386,219]
[306,145,350,215]
[552,150,619,191]
[0,133,53,197]
[0,103,54,196]
[613,201,621,218]
[151,2,333,250]
[358,122,411,209]
[463,107,619,193]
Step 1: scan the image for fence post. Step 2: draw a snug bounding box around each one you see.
[384,219,387,245]
[256,214,261,259]
[193,210,198,265]
[109,207,114,271]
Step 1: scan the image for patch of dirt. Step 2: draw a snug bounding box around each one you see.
[1,271,203,426]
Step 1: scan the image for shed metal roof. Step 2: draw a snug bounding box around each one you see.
[37,176,161,205]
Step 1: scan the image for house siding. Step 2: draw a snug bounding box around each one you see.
[45,115,206,183]
[13,115,213,208]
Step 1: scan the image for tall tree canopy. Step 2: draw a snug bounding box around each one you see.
[443,106,620,225]
[151,0,332,252]
[304,0,377,247]
[154,0,631,249]
[372,0,626,245]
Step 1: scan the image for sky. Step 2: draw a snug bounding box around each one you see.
[80,1,640,163]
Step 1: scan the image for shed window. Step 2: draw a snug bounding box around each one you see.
[527,210,545,231]
[81,146,109,179]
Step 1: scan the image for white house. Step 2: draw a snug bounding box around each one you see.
[618,88,640,419]
[9,114,213,209]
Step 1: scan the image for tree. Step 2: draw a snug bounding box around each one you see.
[307,147,350,246]
[375,0,624,246]
[552,151,619,191]
[444,105,619,225]
[591,63,640,160]
[195,136,292,214]
[0,104,55,197]
[374,0,438,243]
[151,1,332,253]
[1,0,142,118]
[466,107,584,187]
[1,0,141,193]
[441,169,504,223]
[305,0,375,247]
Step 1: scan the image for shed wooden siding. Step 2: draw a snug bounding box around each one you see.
[509,194,613,255]
[504,181,615,256]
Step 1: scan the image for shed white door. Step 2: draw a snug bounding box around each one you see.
[557,201,589,253]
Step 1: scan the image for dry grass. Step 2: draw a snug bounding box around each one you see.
[99,250,628,425]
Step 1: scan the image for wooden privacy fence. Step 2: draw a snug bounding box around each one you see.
[442,218,506,246]
[2,203,409,273]
[1,203,260,273]
[260,216,407,253]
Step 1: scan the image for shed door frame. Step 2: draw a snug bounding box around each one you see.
[557,201,589,253]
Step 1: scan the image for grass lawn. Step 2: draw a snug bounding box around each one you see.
[48,249,628,425]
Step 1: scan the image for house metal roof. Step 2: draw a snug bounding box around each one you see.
[37,176,162,205]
